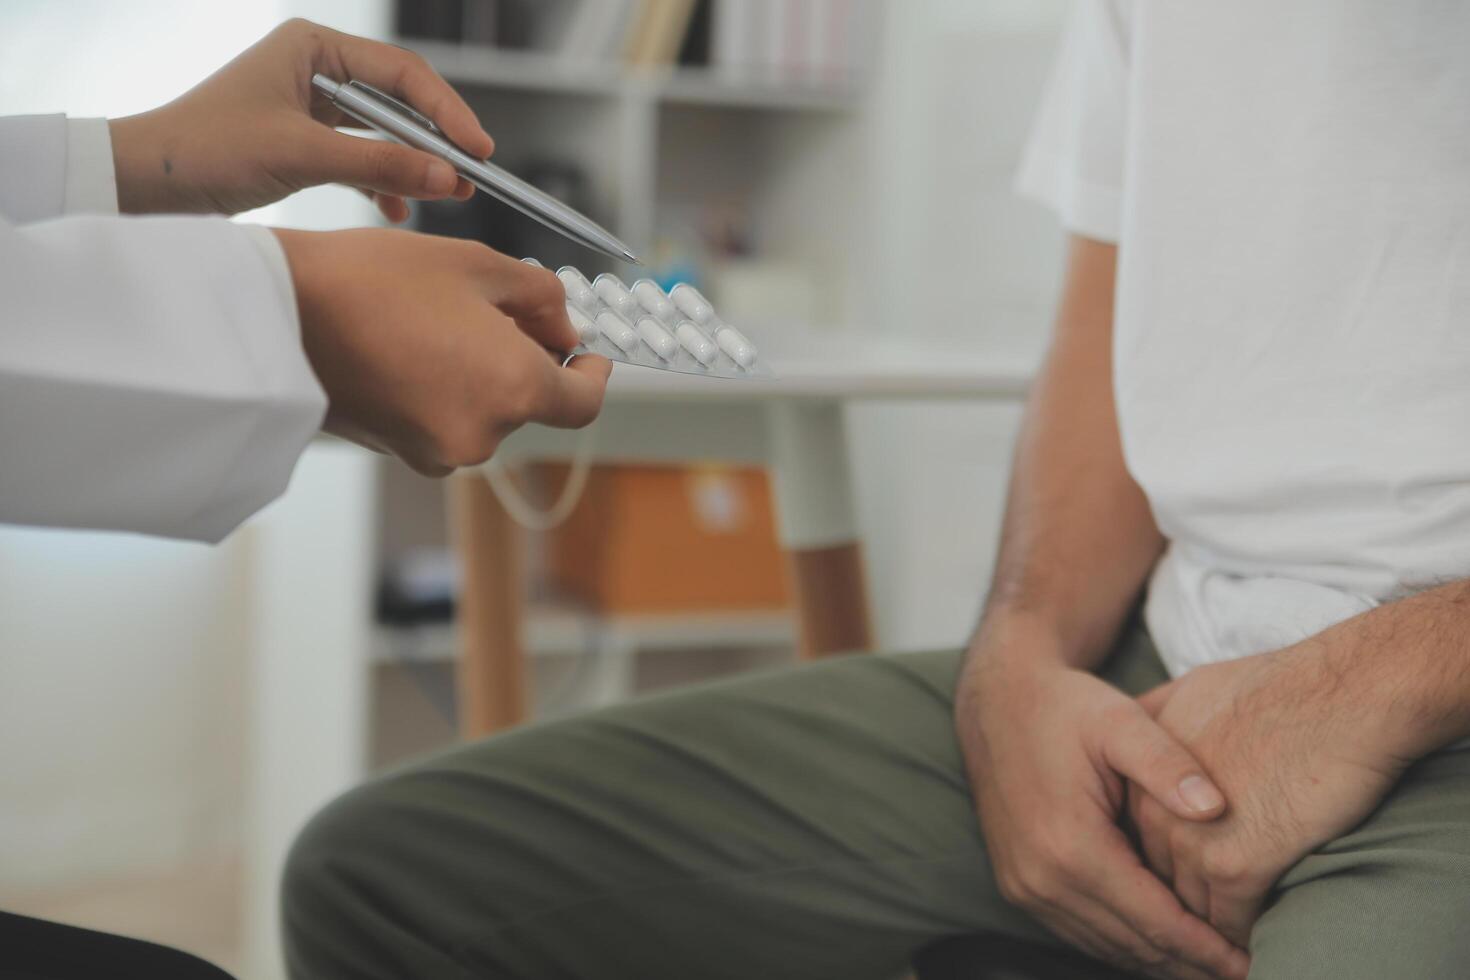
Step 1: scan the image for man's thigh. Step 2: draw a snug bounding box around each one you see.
[1249,742,1470,979]
[284,628,1170,980]
[284,649,1044,980]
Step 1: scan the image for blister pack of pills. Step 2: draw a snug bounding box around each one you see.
[526,259,771,379]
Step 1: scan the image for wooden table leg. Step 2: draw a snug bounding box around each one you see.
[787,541,874,658]
[449,473,528,738]
[767,401,875,659]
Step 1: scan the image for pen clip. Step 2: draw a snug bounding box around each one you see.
[345,80,444,137]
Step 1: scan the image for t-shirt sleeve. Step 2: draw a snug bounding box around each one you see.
[1015,0,1132,243]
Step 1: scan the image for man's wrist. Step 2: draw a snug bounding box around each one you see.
[967,606,1077,676]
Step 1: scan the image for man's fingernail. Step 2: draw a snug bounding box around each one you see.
[1179,775,1224,812]
[427,160,456,193]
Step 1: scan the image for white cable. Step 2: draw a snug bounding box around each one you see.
[480,423,597,531]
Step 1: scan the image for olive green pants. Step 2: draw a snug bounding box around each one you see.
[283,628,1470,979]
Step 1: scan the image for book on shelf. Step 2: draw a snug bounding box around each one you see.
[624,0,699,67]
[712,0,874,84]
[396,0,877,85]
[560,0,638,64]
[676,0,714,66]
[620,0,661,65]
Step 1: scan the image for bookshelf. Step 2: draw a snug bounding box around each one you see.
[395,2,879,328]
[410,41,860,112]
[369,1,883,734]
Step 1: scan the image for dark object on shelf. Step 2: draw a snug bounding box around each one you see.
[396,0,577,48]
[413,186,500,245]
[395,0,466,42]
[413,157,605,274]
[487,0,534,49]
[376,549,458,627]
[460,0,501,46]
[376,578,455,628]
[678,0,714,67]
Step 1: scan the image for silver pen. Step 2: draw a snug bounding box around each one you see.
[312,73,641,265]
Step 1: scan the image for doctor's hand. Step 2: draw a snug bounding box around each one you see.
[957,616,1249,980]
[1127,649,1403,949]
[271,227,610,476]
[110,18,491,221]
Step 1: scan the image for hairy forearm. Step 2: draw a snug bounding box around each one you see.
[1275,577,1470,765]
[970,237,1163,672]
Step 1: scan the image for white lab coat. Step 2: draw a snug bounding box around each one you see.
[0,114,327,542]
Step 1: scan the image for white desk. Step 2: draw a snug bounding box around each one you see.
[450,333,1032,735]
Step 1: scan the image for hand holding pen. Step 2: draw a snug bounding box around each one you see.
[106,17,611,476]
[108,17,494,220]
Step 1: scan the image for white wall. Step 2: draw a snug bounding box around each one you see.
[0,528,253,887]
[850,1,1067,650]
[240,444,379,980]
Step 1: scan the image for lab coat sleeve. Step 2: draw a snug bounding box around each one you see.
[0,208,329,542]
[0,114,116,222]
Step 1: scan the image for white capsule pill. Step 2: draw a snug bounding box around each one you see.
[635,316,678,361]
[714,325,758,367]
[596,310,641,354]
[520,256,543,268]
[675,320,718,365]
[669,283,715,325]
[567,304,598,345]
[593,274,642,321]
[557,267,598,313]
[631,279,679,322]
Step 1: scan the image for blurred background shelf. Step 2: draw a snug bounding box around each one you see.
[397,0,880,327]
[370,602,796,770]
[407,40,861,112]
[370,605,796,665]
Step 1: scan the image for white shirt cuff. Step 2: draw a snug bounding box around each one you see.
[239,223,304,338]
[1014,149,1123,245]
[63,117,119,216]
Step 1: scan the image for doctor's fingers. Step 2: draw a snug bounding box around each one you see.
[351,185,470,225]
[474,255,583,354]
[531,353,611,430]
[310,23,495,160]
[373,191,410,224]
[300,126,473,202]
[348,186,410,224]
[463,327,608,433]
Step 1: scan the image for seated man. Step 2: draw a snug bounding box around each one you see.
[282,4,1470,979]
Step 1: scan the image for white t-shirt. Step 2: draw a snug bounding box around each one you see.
[1017,2,1470,676]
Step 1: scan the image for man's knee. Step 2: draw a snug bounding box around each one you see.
[280,777,488,980]
[280,785,380,977]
